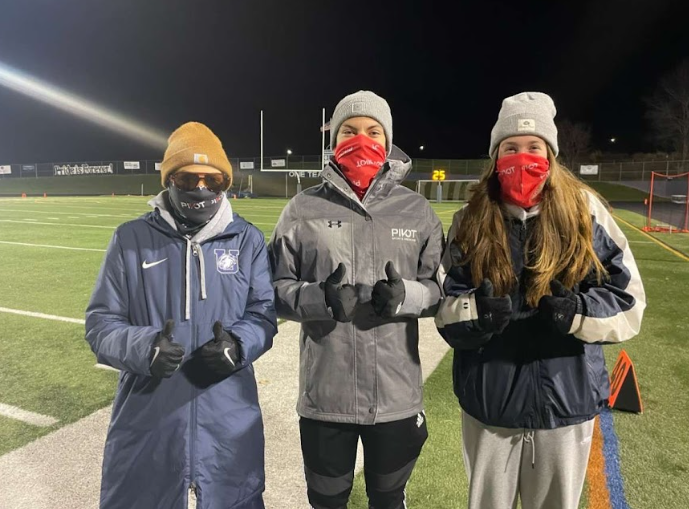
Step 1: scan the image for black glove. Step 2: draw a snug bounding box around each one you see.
[198,321,242,377]
[372,261,406,317]
[324,263,358,322]
[475,279,512,334]
[150,320,186,379]
[538,280,582,335]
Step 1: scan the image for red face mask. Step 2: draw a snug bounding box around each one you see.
[495,153,550,208]
[334,134,386,199]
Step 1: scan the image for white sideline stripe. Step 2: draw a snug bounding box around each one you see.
[629,240,654,244]
[0,307,85,324]
[0,403,58,427]
[0,241,105,252]
[0,220,115,229]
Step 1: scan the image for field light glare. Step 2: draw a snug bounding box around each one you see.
[0,61,168,149]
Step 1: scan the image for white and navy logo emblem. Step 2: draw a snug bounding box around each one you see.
[214,249,239,274]
[518,118,536,132]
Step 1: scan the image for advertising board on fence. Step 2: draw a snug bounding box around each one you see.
[124,161,140,170]
[271,159,286,168]
[0,165,11,175]
[240,161,255,170]
[22,165,35,172]
[579,164,599,175]
[53,163,114,176]
[155,162,162,171]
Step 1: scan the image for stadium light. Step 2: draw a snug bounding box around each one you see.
[420,145,425,151]
[286,149,293,155]
[610,137,616,143]
[0,60,167,149]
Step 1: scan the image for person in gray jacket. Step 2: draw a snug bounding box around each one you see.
[268,90,444,509]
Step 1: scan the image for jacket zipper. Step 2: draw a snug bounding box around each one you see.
[189,244,199,497]
[515,218,542,427]
[531,358,544,428]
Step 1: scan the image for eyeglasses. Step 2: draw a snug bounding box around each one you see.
[169,172,228,193]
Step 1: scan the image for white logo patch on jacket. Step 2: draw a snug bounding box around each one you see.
[391,228,418,242]
[214,249,239,274]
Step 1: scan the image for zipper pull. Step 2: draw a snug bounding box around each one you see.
[192,244,199,257]
[188,483,198,509]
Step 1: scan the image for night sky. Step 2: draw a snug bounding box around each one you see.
[0,0,687,163]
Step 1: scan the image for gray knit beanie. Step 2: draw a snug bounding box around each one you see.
[489,92,559,157]
[330,90,393,154]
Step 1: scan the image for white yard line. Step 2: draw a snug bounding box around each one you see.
[94,363,119,372]
[0,203,148,213]
[0,403,58,427]
[0,241,105,252]
[0,208,132,218]
[0,307,85,325]
[0,220,115,229]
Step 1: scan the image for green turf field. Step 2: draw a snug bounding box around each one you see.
[0,193,687,508]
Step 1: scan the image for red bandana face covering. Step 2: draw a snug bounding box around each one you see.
[334,134,386,199]
[495,153,550,208]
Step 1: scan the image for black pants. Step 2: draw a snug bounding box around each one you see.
[300,413,428,509]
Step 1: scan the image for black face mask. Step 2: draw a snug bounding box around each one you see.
[168,185,224,226]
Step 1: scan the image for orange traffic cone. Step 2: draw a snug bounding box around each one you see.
[21,193,26,198]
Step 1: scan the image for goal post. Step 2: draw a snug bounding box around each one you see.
[643,171,689,233]
[415,179,480,203]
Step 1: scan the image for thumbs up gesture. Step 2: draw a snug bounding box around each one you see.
[149,320,186,379]
[198,321,242,377]
[324,263,359,322]
[372,261,406,317]
[474,279,512,334]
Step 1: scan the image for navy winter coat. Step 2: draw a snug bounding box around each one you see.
[436,194,645,429]
[86,193,277,509]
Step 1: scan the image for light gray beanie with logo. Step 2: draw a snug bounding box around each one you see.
[330,90,393,154]
[489,91,559,157]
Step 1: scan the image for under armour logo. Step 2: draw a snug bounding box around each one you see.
[328,220,342,228]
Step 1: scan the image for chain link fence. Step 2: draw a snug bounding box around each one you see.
[0,156,686,182]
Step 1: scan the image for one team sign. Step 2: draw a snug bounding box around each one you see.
[54,164,114,176]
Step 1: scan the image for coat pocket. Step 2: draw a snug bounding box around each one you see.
[302,334,356,415]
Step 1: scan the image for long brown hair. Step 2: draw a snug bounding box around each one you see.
[455,147,607,307]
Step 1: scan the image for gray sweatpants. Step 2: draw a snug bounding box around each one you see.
[461,411,595,509]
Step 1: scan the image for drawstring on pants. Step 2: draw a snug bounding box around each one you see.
[524,430,536,468]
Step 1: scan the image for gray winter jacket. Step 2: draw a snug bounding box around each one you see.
[268,147,444,424]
